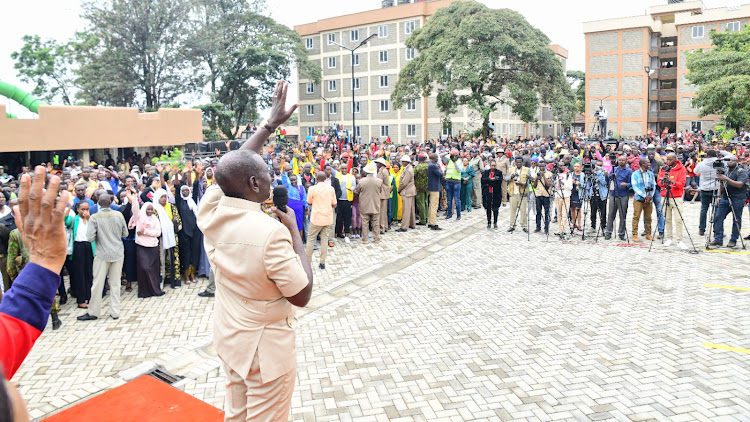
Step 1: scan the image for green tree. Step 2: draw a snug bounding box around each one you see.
[185,0,320,139]
[78,0,193,110]
[686,25,750,129]
[391,2,576,136]
[566,70,585,114]
[11,35,77,105]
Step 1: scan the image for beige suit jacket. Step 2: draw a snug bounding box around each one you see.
[398,166,417,197]
[355,175,382,215]
[197,185,308,383]
[377,167,391,200]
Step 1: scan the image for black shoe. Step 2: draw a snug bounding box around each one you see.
[604,234,612,240]
[727,241,737,248]
[456,216,461,221]
[59,294,68,305]
[52,314,62,330]
[172,285,180,289]
[319,263,326,269]
[445,215,452,220]
[198,291,215,298]
[709,241,722,247]
[417,222,426,226]
[534,228,541,233]
[657,233,664,240]
[493,224,498,229]
[487,223,491,229]
[744,234,750,240]
[431,226,443,231]
[507,228,515,232]
[396,228,407,232]
[619,235,626,241]
[523,228,528,233]
[111,316,119,320]
[77,313,98,321]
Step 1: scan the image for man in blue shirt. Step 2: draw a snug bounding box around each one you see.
[631,158,655,242]
[605,155,633,241]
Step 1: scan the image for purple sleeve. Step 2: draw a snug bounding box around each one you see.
[0,263,61,332]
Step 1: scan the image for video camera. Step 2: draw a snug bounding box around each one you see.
[582,162,594,175]
[713,158,727,175]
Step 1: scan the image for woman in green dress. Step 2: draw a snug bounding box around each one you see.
[460,157,476,212]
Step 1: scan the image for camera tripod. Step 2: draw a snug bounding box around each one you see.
[704,176,747,250]
[508,171,531,241]
[547,169,574,241]
[579,172,606,241]
[648,175,699,253]
[604,167,631,244]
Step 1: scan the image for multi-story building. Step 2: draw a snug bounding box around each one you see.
[583,0,749,138]
[294,0,569,144]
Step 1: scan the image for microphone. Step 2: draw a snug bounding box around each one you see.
[272,185,288,213]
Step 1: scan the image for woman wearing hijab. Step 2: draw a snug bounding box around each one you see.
[127,190,164,298]
[389,162,403,225]
[481,160,503,229]
[152,189,182,288]
[176,183,201,283]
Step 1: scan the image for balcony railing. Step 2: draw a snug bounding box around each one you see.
[659,46,678,55]
[649,89,677,100]
[656,110,676,120]
[658,68,677,77]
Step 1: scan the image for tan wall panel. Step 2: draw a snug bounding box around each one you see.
[622,76,643,96]
[622,53,644,73]
[589,55,618,75]
[589,32,618,53]
[0,105,201,153]
[622,99,643,118]
[589,78,618,97]
[621,30,643,50]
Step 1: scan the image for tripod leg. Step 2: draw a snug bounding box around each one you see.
[648,194,669,253]
[666,190,698,253]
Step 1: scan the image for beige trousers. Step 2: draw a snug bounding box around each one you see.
[361,213,380,242]
[555,197,570,234]
[223,351,295,422]
[305,223,330,264]
[428,191,439,226]
[380,199,389,232]
[664,196,684,241]
[89,257,123,318]
[509,194,528,229]
[401,195,416,229]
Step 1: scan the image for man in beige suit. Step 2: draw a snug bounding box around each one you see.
[375,158,390,234]
[197,80,313,422]
[355,162,382,243]
[397,155,417,232]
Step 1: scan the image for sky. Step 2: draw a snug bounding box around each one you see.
[0,0,746,118]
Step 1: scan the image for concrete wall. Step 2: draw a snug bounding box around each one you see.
[589,55,618,75]
[0,105,201,153]
[589,32,618,52]
[621,30,643,50]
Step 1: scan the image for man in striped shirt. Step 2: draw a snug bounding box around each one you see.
[77,194,128,321]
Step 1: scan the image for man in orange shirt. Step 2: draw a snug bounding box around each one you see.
[306,172,337,269]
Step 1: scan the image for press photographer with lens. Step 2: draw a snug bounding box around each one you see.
[693,149,719,236]
[630,158,656,242]
[709,156,748,249]
[657,153,689,249]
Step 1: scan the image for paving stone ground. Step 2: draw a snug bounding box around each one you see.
[13,201,750,421]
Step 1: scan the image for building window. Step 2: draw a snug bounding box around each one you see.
[379,75,389,88]
[328,80,337,92]
[378,24,388,38]
[351,54,360,67]
[407,124,417,137]
[727,21,742,32]
[380,100,390,112]
[306,82,314,94]
[405,48,415,61]
[307,127,315,136]
[691,121,702,132]
[354,126,361,138]
[406,99,416,111]
[327,33,336,45]
[379,51,389,63]
[353,101,361,114]
[351,78,360,90]
[405,21,416,35]
[350,29,359,42]
[328,103,337,115]
[327,56,337,68]
[692,25,704,38]
[306,104,314,116]
[380,125,389,137]
[305,38,313,49]
[442,126,452,137]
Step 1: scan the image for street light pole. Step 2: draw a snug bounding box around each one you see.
[333,34,376,144]
[644,66,655,137]
[321,96,338,130]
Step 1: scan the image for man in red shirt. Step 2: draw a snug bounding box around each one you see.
[657,153,688,249]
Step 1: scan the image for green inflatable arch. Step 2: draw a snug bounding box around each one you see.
[0,79,45,118]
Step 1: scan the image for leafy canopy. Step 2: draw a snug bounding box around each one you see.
[686,25,750,128]
[391,2,577,135]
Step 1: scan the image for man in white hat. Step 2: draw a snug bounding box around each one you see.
[397,155,417,232]
[355,162,383,243]
[375,158,391,234]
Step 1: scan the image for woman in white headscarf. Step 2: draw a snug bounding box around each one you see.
[175,183,201,283]
[152,188,182,288]
[126,190,164,298]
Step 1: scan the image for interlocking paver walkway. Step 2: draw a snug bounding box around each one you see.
[12,202,750,420]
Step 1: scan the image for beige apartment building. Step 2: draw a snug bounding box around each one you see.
[294,0,568,144]
[583,1,749,138]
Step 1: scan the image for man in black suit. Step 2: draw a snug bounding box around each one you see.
[324,164,342,247]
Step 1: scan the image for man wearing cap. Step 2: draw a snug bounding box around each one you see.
[506,157,532,233]
[414,154,429,225]
[469,150,484,209]
[444,150,463,220]
[397,156,416,232]
[497,149,511,206]
[355,163,382,243]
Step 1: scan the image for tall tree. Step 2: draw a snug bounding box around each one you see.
[79,0,193,110]
[11,35,77,105]
[686,25,750,129]
[186,0,320,139]
[391,2,576,136]
[566,70,586,115]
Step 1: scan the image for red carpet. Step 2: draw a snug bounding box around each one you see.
[43,375,224,422]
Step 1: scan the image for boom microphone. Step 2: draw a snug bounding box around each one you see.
[272,185,288,213]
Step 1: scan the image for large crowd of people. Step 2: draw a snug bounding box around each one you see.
[0,127,748,330]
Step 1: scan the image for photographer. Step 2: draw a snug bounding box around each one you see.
[631,158,656,242]
[694,149,719,236]
[596,105,608,137]
[657,153,688,249]
[647,147,665,239]
[709,156,748,248]
[605,155,632,241]
[586,161,608,232]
